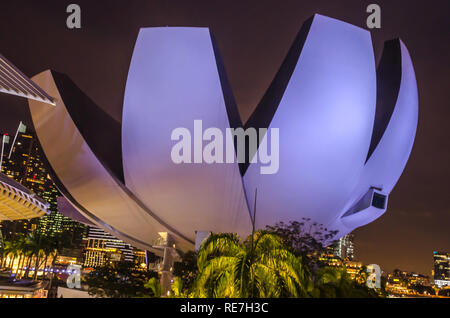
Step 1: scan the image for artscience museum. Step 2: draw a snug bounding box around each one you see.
[1,14,418,252]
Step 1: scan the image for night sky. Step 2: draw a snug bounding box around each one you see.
[0,0,448,275]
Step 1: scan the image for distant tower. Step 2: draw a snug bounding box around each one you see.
[433,251,450,288]
[0,122,86,242]
[1,122,42,238]
[333,234,355,260]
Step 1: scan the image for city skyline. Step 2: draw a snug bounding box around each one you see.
[0,0,449,275]
[0,122,86,243]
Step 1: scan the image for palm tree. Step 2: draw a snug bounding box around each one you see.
[47,231,74,289]
[194,231,313,298]
[1,240,10,269]
[1,232,57,280]
[17,239,33,279]
[39,236,56,279]
[170,277,188,298]
[31,234,57,281]
[2,240,15,269]
[13,235,27,276]
[145,277,163,298]
[22,232,42,279]
[6,240,21,270]
[312,266,379,298]
[22,238,35,279]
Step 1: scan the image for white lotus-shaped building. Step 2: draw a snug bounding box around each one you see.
[26,14,418,251]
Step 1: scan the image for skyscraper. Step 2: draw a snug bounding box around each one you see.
[1,122,44,238]
[433,251,450,288]
[0,122,86,242]
[83,226,138,268]
[333,234,355,261]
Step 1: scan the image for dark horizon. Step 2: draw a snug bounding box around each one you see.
[0,0,448,276]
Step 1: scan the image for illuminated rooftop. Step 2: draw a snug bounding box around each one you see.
[0,173,49,221]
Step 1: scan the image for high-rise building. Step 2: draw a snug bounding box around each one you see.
[1,123,44,238]
[83,227,138,268]
[433,251,450,288]
[332,234,355,260]
[0,122,86,242]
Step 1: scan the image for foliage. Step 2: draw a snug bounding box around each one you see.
[193,231,313,298]
[84,260,158,298]
[312,266,380,298]
[173,250,197,292]
[0,231,69,280]
[266,219,338,269]
[170,277,189,298]
[166,226,384,298]
[2,223,385,298]
[144,277,162,298]
[0,216,83,290]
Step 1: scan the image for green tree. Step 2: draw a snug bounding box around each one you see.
[13,235,27,276]
[84,261,158,298]
[0,240,8,269]
[173,250,197,293]
[46,231,76,289]
[266,219,338,270]
[144,277,163,298]
[313,266,380,298]
[2,240,18,269]
[193,231,313,298]
[170,277,189,297]
[23,232,48,280]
